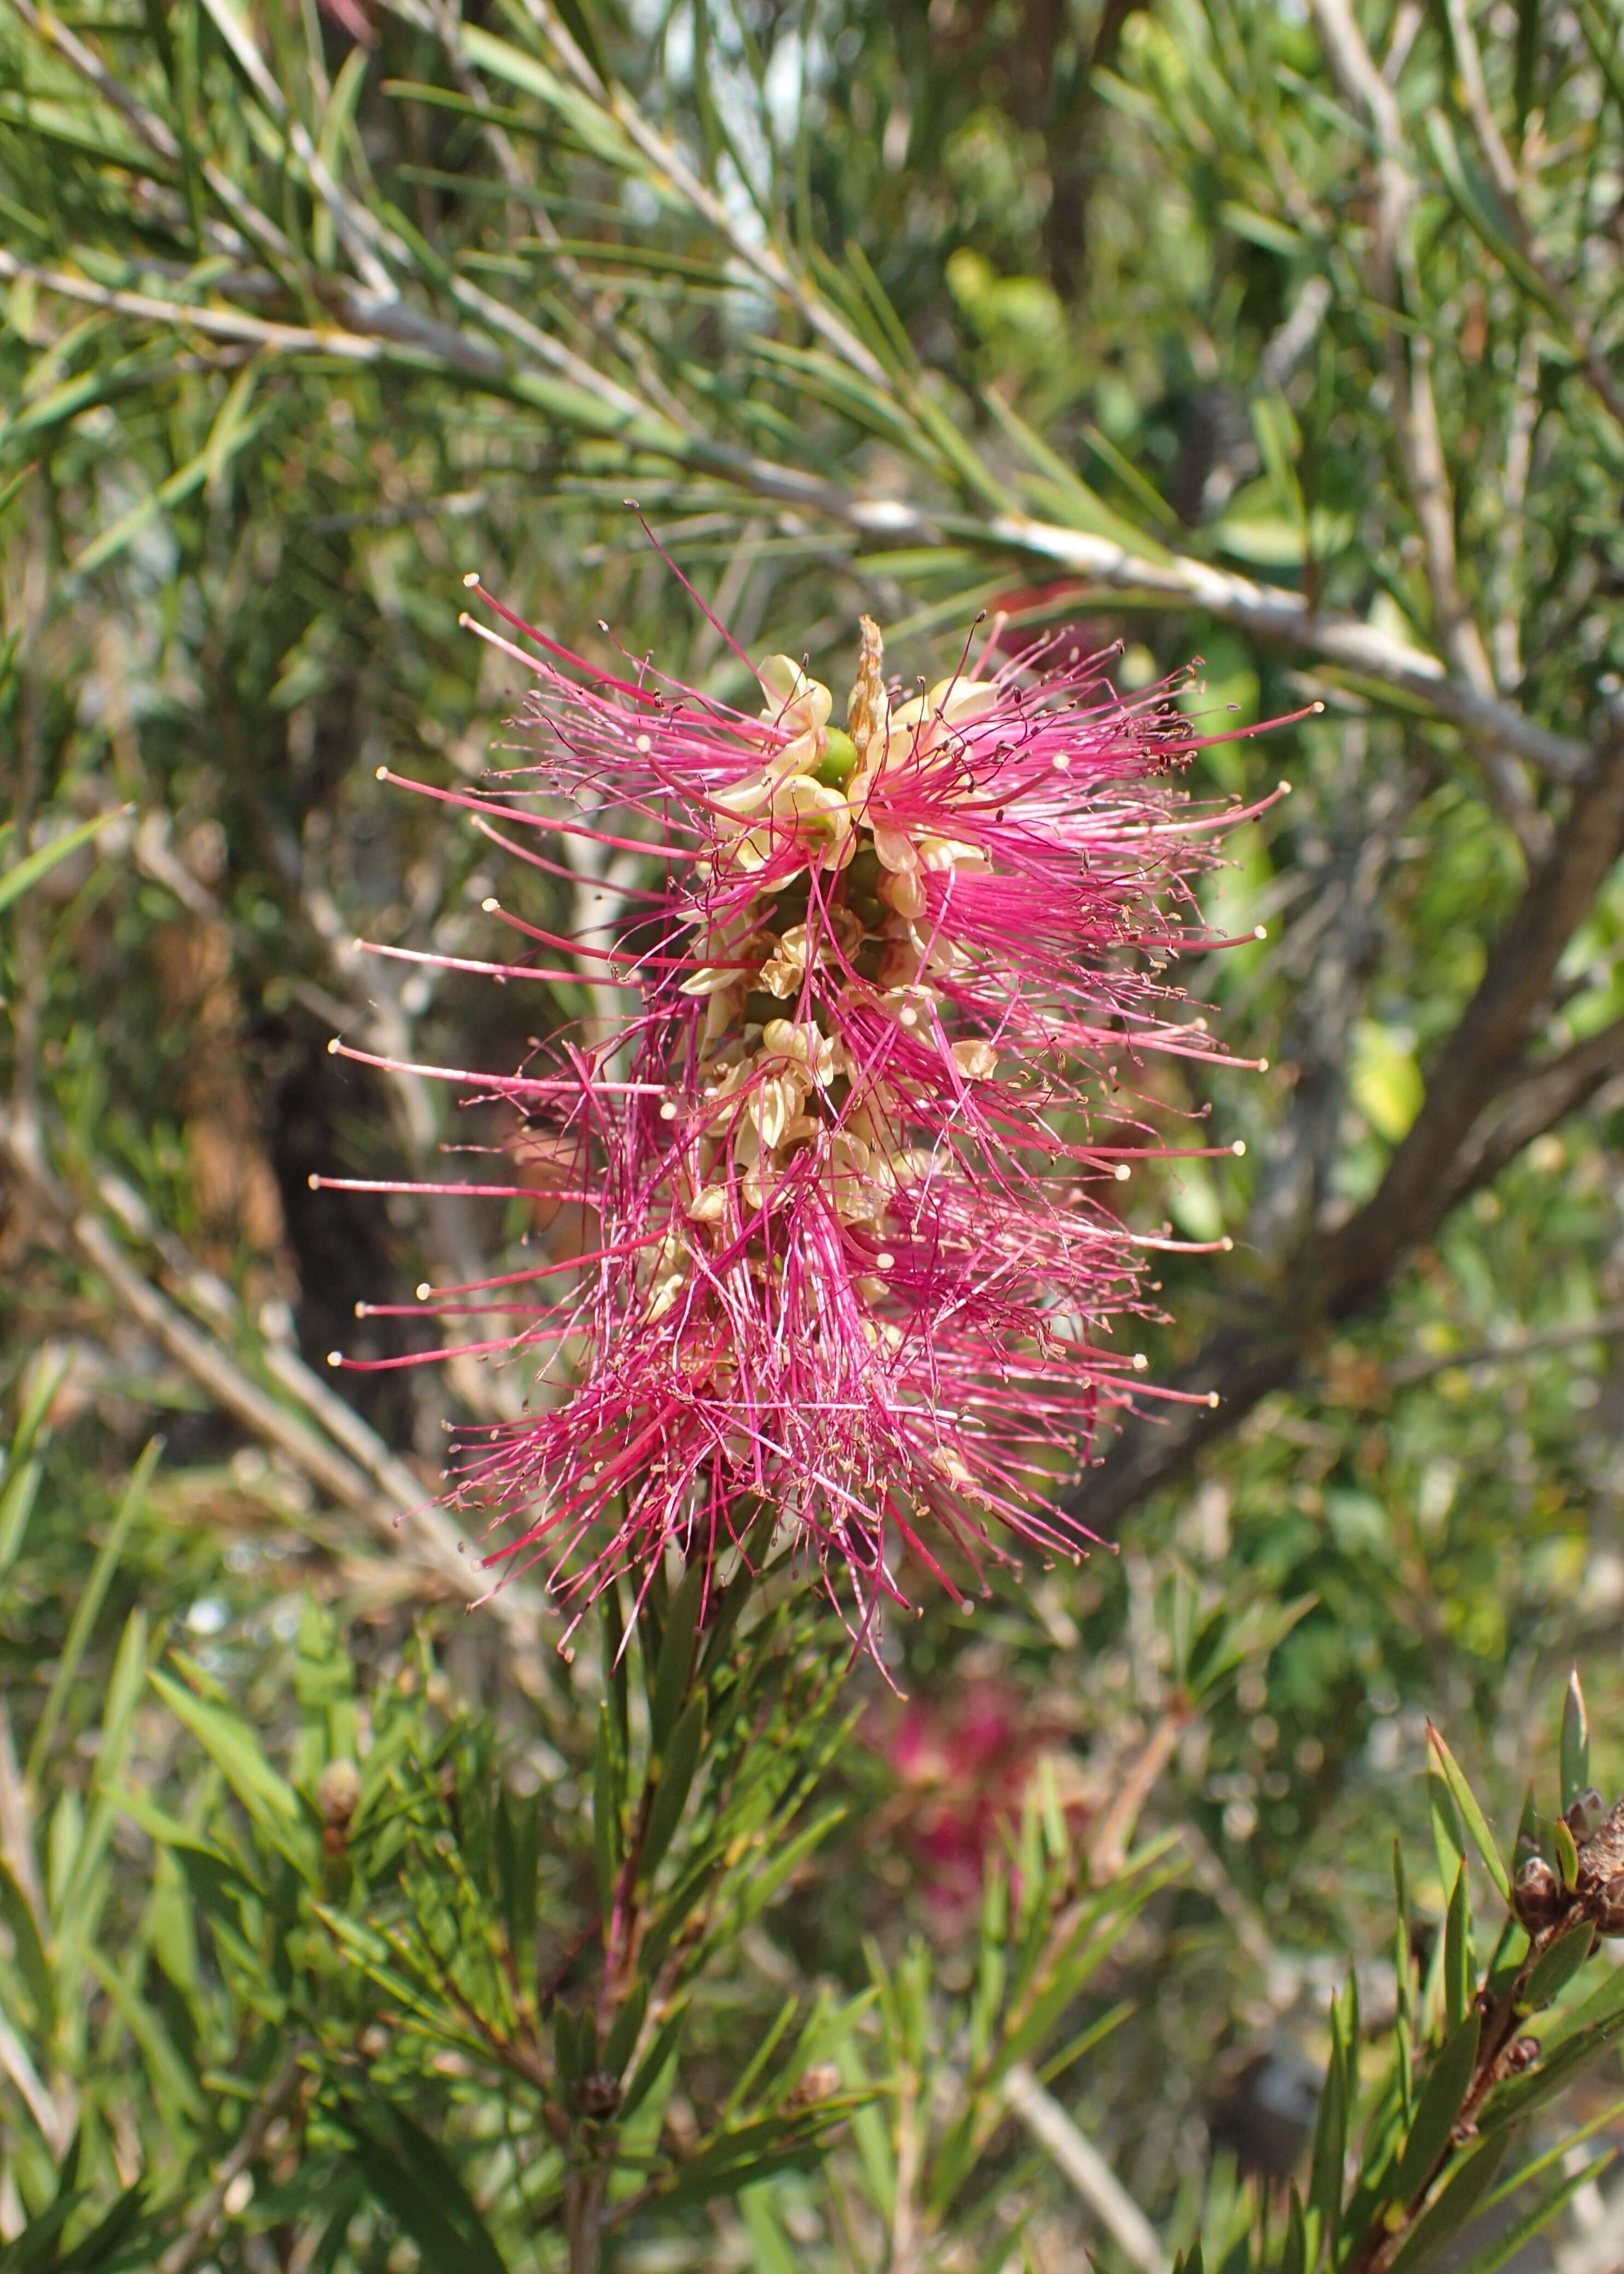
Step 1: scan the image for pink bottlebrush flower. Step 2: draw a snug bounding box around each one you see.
[321,594,1289,1654]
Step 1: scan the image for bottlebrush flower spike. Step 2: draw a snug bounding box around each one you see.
[323,593,1292,1656]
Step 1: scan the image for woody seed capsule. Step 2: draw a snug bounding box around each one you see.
[579,2070,622,2119]
[1592,1872,1624,1937]
[1567,1787,1606,1842]
[1512,1854,1564,1931]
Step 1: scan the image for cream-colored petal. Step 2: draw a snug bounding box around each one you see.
[926,678,999,727]
[879,867,928,919]
[870,824,919,875]
[757,653,807,707]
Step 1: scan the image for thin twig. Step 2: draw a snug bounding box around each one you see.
[1310,0,1545,854]
[1002,2062,1168,2274]
[1386,1305,1624,1389]
[0,1107,551,1668]
[157,2050,308,2274]
[1088,1707,1190,1885]
[1441,0,1624,438]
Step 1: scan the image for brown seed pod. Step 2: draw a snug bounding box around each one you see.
[578,2070,622,2120]
[1513,1854,1564,1931]
[1504,2036,1540,2073]
[787,2062,842,2110]
[1565,1788,1606,1842]
[1592,1872,1624,1938]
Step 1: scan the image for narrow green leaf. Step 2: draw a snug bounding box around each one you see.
[495,1787,539,1975]
[1387,2133,1509,2274]
[1443,1864,1473,2033]
[979,388,1170,564]
[1482,1937,1624,2133]
[1392,2009,1480,2203]
[1280,2184,1305,2274]
[71,449,218,575]
[1427,1725,1510,1901]
[1554,1816,1579,1890]
[725,1992,799,2118]
[1484,2090,1624,2209]
[0,808,132,920]
[641,1693,704,1884]
[620,2004,687,2123]
[738,2186,798,2274]
[86,1951,207,2123]
[1560,1670,1590,1817]
[0,2190,83,2269]
[342,2095,510,2274]
[1424,112,1567,326]
[28,1439,158,1780]
[601,1586,629,1764]
[733,1803,847,1927]
[1306,1999,1347,2230]
[649,1556,704,1749]
[148,1669,314,1872]
[1429,1755,1466,1896]
[0,1859,51,2041]
[1576,0,1624,120]
[603,1981,649,2080]
[1465,2151,1616,2274]
[1519,1919,1596,2011]
[45,2179,149,2270]
[1537,1941,1624,2051]
[593,1701,623,1912]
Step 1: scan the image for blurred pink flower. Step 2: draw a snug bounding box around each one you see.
[879,1680,1087,1931]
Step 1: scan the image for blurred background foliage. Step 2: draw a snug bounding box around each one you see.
[5,0,1624,2263]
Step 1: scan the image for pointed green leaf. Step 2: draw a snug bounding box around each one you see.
[641,1693,705,1885]
[593,1700,624,1912]
[1388,2133,1509,2274]
[0,1858,51,2041]
[603,1981,649,2080]
[1393,2009,1480,2203]
[620,2003,688,2123]
[1520,1919,1596,2011]
[0,807,133,919]
[1484,2090,1624,2209]
[1424,112,1567,325]
[738,2186,799,2274]
[1461,2151,1617,2274]
[148,1669,314,1871]
[1554,1816,1580,1890]
[1280,2184,1306,2274]
[342,2095,509,2274]
[28,1439,158,1780]
[649,1556,704,1749]
[1561,1671,1590,1818]
[1443,1864,1473,2033]
[1307,1998,1348,2231]
[1427,1725,1510,1902]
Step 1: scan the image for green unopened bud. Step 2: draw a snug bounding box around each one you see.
[816,727,859,787]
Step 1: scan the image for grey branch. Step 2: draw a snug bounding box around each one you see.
[158,2051,309,2274]
[0,1106,550,1663]
[1002,2062,1168,2274]
[1385,1303,1624,1391]
[1074,735,1624,1531]
[0,246,1588,782]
